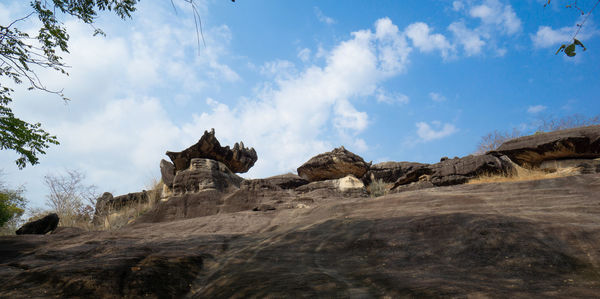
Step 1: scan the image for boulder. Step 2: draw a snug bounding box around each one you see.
[166,128,257,173]
[363,161,430,185]
[172,158,243,195]
[95,191,150,215]
[16,213,59,235]
[494,125,600,167]
[160,159,176,188]
[392,154,515,190]
[295,175,368,198]
[297,146,371,182]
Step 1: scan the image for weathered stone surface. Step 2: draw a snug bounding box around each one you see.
[494,125,600,167]
[540,158,600,173]
[3,174,600,298]
[172,158,243,195]
[16,213,59,235]
[166,128,257,173]
[261,173,309,189]
[297,146,371,182]
[160,159,176,188]
[296,175,368,198]
[392,154,515,190]
[363,161,430,185]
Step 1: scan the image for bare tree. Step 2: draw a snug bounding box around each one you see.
[44,169,98,226]
[475,128,522,154]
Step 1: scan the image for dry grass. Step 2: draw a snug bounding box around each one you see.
[368,179,392,198]
[468,166,581,185]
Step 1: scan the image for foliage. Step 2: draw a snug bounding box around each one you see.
[44,169,98,227]
[545,0,600,57]
[1,0,139,168]
[368,179,389,198]
[0,174,27,229]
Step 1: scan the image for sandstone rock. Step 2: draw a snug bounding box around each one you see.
[297,146,371,182]
[166,128,257,173]
[172,158,243,195]
[296,175,368,198]
[95,191,150,215]
[494,125,600,167]
[392,154,514,190]
[160,159,176,188]
[256,173,309,189]
[539,158,600,173]
[16,213,59,235]
[363,161,430,185]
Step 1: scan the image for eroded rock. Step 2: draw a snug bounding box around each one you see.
[296,175,368,198]
[160,159,176,188]
[364,161,431,186]
[16,213,59,235]
[166,128,257,173]
[297,146,371,182]
[172,158,243,195]
[494,125,600,167]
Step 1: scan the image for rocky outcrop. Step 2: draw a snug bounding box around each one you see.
[297,146,371,182]
[172,158,243,195]
[392,154,515,190]
[166,129,257,173]
[250,173,309,190]
[160,159,176,188]
[16,213,59,235]
[364,161,430,186]
[296,175,368,198]
[494,125,600,167]
[95,191,150,215]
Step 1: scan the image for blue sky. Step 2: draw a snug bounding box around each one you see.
[1,0,599,209]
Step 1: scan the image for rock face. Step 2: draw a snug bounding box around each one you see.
[2,174,600,298]
[363,161,430,186]
[392,154,515,190]
[296,175,368,198]
[160,159,176,188]
[258,173,309,189]
[495,125,600,167]
[172,158,243,195]
[95,191,150,215]
[15,213,59,235]
[166,129,257,173]
[297,146,371,182]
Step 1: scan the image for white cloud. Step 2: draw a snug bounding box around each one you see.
[448,21,486,56]
[452,1,465,11]
[531,26,573,48]
[314,7,336,25]
[429,92,447,102]
[416,121,458,141]
[298,48,311,62]
[405,22,454,59]
[527,105,547,114]
[376,88,409,104]
[469,0,522,35]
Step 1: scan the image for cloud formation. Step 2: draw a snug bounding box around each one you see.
[416,121,458,141]
[405,22,454,59]
[527,105,547,114]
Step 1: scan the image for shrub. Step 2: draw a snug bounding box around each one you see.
[368,179,389,198]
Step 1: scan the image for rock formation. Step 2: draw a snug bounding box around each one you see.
[296,175,368,198]
[15,213,59,235]
[249,173,309,190]
[160,159,176,188]
[297,146,371,182]
[172,158,243,195]
[494,125,600,167]
[391,154,515,190]
[363,161,430,185]
[165,128,257,173]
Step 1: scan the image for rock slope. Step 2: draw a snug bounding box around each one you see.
[1,174,600,298]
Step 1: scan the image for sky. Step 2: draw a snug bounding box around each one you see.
[1,0,599,209]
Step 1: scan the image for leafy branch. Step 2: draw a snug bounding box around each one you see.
[546,0,600,57]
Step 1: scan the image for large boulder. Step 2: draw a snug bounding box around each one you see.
[297,146,371,182]
[160,159,176,188]
[363,161,430,185]
[260,173,309,189]
[392,154,515,190]
[95,191,150,215]
[166,128,257,173]
[494,125,600,167]
[172,158,243,195]
[16,213,59,235]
